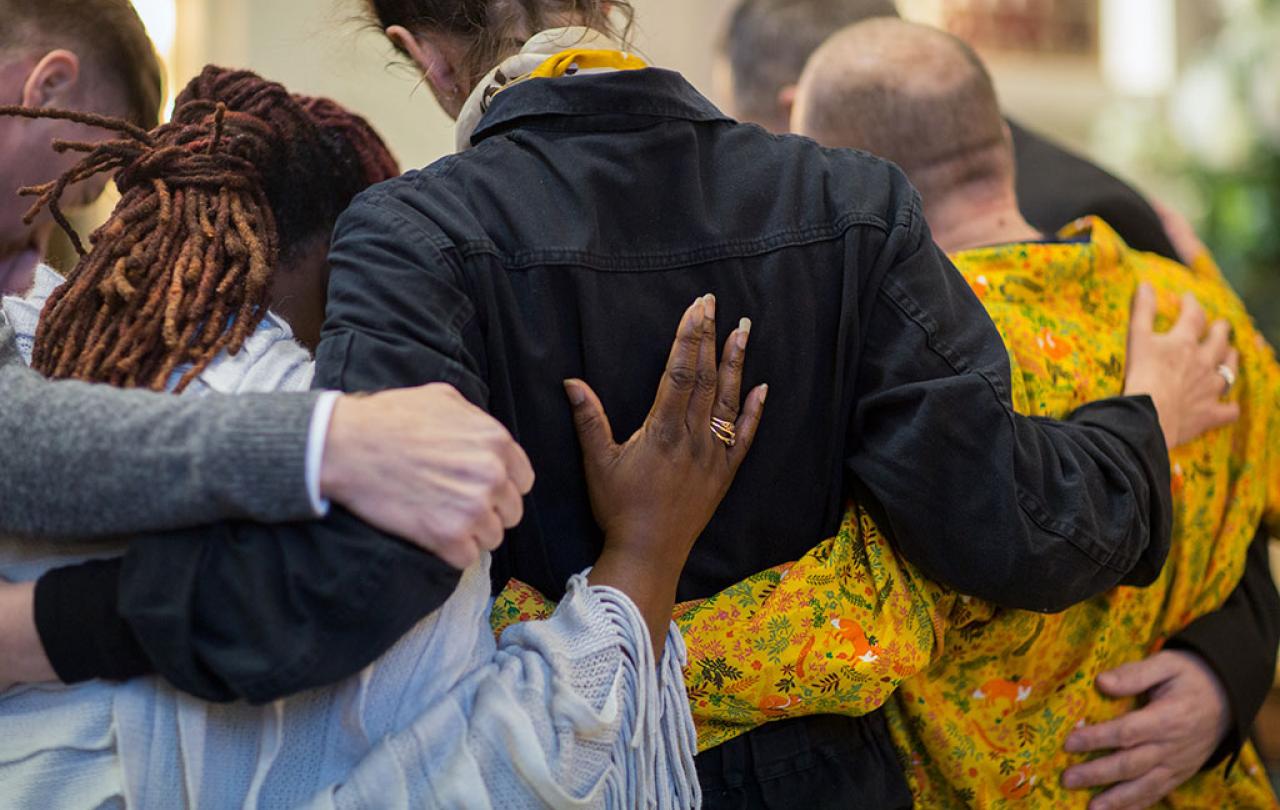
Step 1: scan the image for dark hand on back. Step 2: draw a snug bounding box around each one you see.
[567,294,767,656]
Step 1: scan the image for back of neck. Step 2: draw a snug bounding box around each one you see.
[924,183,1041,254]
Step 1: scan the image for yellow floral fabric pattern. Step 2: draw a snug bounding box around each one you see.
[490,218,1280,807]
[884,219,1280,808]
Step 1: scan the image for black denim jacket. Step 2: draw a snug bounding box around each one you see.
[38,69,1172,804]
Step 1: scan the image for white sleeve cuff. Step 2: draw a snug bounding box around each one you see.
[305,391,342,517]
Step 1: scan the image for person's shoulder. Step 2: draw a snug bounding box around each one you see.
[192,314,314,395]
[336,159,474,241]
[739,126,920,233]
[1,265,66,365]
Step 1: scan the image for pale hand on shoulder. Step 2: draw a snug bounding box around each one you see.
[1123,283,1240,449]
[319,384,536,569]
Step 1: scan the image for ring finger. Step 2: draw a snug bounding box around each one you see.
[712,317,752,429]
[1217,347,1239,398]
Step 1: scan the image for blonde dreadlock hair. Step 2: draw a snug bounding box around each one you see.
[0,66,399,392]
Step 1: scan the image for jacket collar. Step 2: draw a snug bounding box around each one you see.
[470,68,732,147]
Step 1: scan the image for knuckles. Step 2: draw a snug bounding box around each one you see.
[666,364,698,391]
[475,457,508,489]
[694,367,719,392]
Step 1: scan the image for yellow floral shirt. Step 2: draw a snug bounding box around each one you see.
[491,218,1280,808]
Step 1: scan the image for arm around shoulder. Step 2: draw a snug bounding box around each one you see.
[0,315,320,538]
[845,216,1171,612]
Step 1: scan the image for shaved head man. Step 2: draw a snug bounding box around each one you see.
[716,0,1184,260]
[793,18,1039,252]
[791,17,1279,808]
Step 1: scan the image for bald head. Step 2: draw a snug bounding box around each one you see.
[794,19,1011,197]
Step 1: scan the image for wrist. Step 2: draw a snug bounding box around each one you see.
[603,521,698,561]
[591,542,687,593]
[598,538,684,572]
[318,395,354,502]
[0,582,55,684]
[1175,649,1232,743]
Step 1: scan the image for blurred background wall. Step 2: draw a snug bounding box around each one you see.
[161,0,738,171]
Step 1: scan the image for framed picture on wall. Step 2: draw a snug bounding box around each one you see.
[922,0,1100,56]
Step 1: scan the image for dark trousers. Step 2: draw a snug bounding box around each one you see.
[696,712,914,809]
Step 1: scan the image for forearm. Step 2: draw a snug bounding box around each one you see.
[0,580,55,687]
[589,545,683,660]
[32,508,460,703]
[854,377,1169,611]
[676,507,963,751]
[0,325,320,537]
[851,234,1170,611]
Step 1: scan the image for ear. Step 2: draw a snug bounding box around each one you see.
[387,25,462,100]
[776,84,798,132]
[21,50,81,109]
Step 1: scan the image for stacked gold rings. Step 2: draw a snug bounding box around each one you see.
[711,417,737,447]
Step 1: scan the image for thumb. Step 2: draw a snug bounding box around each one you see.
[1096,653,1176,698]
[564,379,615,461]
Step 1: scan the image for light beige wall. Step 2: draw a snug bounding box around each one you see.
[174,0,736,171]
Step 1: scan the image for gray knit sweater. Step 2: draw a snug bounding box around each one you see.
[0,311,320,537]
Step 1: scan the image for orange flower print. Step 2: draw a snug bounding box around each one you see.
[971,677,1033,709]
[758,694,800,717]
[1000,765,1037,800]
[1036,328,1072,361]
[830,618,881,663]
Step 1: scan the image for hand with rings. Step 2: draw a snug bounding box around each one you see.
[564,293,767,576]
[1123,283,1241,449]
[710,416,737,447]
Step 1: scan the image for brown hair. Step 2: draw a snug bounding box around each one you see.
[365,0,635,85]
[0,0,163,130]
[0,66,399,392]
[720,0,899,127]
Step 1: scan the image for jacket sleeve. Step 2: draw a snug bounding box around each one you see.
[31,194,474,703]
[0,313,320,537]
[1166,526,1280,772]
[846,201,1172,613]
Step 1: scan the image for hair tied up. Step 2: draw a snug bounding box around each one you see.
[366,0,636,84]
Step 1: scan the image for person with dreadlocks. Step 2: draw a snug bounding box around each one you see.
[0,65,762,807]
[5,65,401,385]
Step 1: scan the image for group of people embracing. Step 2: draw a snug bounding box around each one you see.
[0,0,1276,808]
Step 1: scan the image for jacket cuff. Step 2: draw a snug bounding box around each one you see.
[34,558,152,684]
[1069,394,1172,585]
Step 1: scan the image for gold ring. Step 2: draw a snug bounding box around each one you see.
[711,417,737,447]
[1218,364,1236,395]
